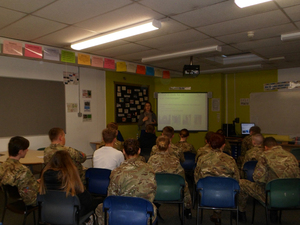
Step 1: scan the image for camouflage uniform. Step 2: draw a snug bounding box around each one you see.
[175,141,197,154]
[239,146,300,212]
[148,151,192,209]
[223,139,232,156]
[97,140,124,151]
[242,146,264,168]
[195,144,212,162]
[96,157,157,225]
[44,144,87,184]
[0,158,39,205]
[238,135,254,169]
[151,143,185,163]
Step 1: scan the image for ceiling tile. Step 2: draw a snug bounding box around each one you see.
[117,49,162,61]
[0,0,56,13]
[253,41,300,58]
[276,0,300,8]
[284,5,300,21]
[0,7,26,29]
[232,37,283,51]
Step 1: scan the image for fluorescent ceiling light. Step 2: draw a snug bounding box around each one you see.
[141,45,222,63]
[200,64,262,74]
[234,0,272,8]
[206,53,264,65]
[281,32,300,41]
[71,19,161,50]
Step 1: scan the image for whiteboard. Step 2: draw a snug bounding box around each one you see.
[250,90,300,137]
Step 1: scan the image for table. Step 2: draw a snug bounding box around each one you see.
[0,149,44,165]
[90,141,102,150]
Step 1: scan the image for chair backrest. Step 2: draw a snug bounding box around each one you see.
[154,173,185,201]
[37,190,80,225]
[266,178,300,208]
[290,148,300,160]
[37,147,45,151]
[196,176,240,208]
[2,184,22,200]
[180,152,196,170]
[243,160,258,182]
[103,196,154,225]
[85,168,111,195]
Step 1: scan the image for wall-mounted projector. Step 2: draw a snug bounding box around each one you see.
[183,65,200,76]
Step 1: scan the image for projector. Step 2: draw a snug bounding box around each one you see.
[183,65,200,76]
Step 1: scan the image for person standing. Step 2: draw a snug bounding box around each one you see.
[138,102,157,136]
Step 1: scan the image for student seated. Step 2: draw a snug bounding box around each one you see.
[97,122,124,151]
[242,133,264,168]
[39,150,98,217]
[0,136,39,206]
[44,127,87,184]
[138,124,157,162]
[216,129,232,156]
[175,128,196,154]
[195,131,214,162]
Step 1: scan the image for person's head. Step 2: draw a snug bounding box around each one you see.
[205,131,215,144]
[107,122,118,131]
[8,136,30,157]
[263,137,277,150]
[250,126,261,135]
[123,138,140,157]
[209,133,225,149]
[179,129,189,138]
[156,135,170,152]
[39,150,84,196]
[146,124,155,134]
[216,129,225,136]
[102,128,116,144]
[162,126,174,139]
[48,127,65,145]
[252,133,264,146]
[144,102,152,112]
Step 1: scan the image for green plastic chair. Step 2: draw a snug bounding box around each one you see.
[154,173,185,225]
[37,147,45,151]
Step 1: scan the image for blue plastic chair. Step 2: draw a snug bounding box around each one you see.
[103,196,156,225]
[196,176,240,225]
[243,160,258,182]
[181,152,196,171]
[85,168,111,197]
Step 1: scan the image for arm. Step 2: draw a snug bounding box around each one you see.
[68,147,86,163]
[151,113,157,126]
[138,112,145,126]
[253,155,267,185]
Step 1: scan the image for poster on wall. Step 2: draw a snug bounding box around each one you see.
[115,82,149,124]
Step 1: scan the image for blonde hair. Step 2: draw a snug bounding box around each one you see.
[156,135,170,151]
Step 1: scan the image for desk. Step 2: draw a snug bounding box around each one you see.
[90,141,102,150]
[0,150,44,165]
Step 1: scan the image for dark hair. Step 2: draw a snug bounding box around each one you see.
[179,129,189,138]
[124,138,139,156]
[143,102,153,113]
[107,122,118,130]
[156,135,170,151]
[205,131,215,142]
[162,126,174,139]
[102,128,116,144]
[216,129,225,136]
[8,136,30,156]
[146,124,155,133]
[48,127,64,142]
[209,133,225,149]
[263,137,277,148]
[250,126,261,134]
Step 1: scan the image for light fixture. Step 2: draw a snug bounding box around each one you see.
[71,19,161,50]
[200,64,262,74]
[234,0,272,8]
[141,45,222,63]
[281,32,300,41]
[206,53,264,65]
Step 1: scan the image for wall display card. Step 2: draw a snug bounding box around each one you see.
[264,81,293,90]
[3,40,23,56]
[63,71,79,85]
[78,53,91,65]
[240,98,250,106]
[84,100,91,112]
[115,82,149,124]
[61,50,76,63]
[83,114,92,122]
[104,58,115,69]
[146,67,155,76]
[155,68,163,77]
[116,62,127,72]
[163,71,170,79]
[136,65,146,75]
[44,47,60,61]
[211,98,220,111]
[24,44,42,58]
[82,90,92,98]
[67,103,78,112]
[91,56,104,68]
[127,63,136,73]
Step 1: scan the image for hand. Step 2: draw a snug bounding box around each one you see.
[143,116,149,122]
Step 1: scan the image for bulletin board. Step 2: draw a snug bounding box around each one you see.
[115,83,149,123]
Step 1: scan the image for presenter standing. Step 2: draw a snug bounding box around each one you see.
[138,102,157,136]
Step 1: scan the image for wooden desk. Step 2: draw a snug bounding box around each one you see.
[0,150,44,165]
[90,141,102,150]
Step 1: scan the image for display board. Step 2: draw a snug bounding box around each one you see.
[115,83,149,123]
[157,92,208,131]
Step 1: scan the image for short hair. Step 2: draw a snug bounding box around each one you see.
[250,126,261,134]
[162,126,174,139]
[8,136,30,157]
[124,138,139,156]
[146,124,155,133]
[216,129,225,136]
[102,128,116,144]
[205,131,215,142]
[156,135,170,151]
[48,127,64,142]
[179,129,189,138]
[263,137,277,148]
[209,133,225,149]
[107,122,118,130]
[252,133,264,146]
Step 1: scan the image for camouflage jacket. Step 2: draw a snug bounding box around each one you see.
[0,158,39,205]
[175,141,196,154]
[108,157,157,202]
[242,146,264,168]
[194,148,240,183]
[151,143,185,163]
[253,146,300,185]
[98,140,124,151]
[195,144,212,162]
[241,135,253,156]
[224,139,232,155]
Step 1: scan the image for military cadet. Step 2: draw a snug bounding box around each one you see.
[138,124,157,162]
[44,127,87,184]
[216,129,232,156]
[150,126,185,162]
[0,136,39,206]
[194,133,239,225]
[97,122,124,151]
[148,135,193,219]
[242,133,264,168]
[175,128,196,154]
[96,138,157,225]
[238,137,300,223]
[195,131,214,162]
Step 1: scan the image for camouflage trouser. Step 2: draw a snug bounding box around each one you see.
[238,179,265,212]
[184,181,192,209]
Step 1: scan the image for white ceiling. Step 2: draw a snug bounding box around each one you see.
[0,0,300,75]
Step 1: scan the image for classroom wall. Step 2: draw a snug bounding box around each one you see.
[0,56,106,167]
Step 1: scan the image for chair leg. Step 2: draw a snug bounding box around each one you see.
[1,207,6,223]
[251,198,255,224]
[265,208,270,225]
[182,203,185,225]
[200,209,203,225]
[279,210,282,224]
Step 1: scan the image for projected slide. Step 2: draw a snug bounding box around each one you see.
[157,93,208,131]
